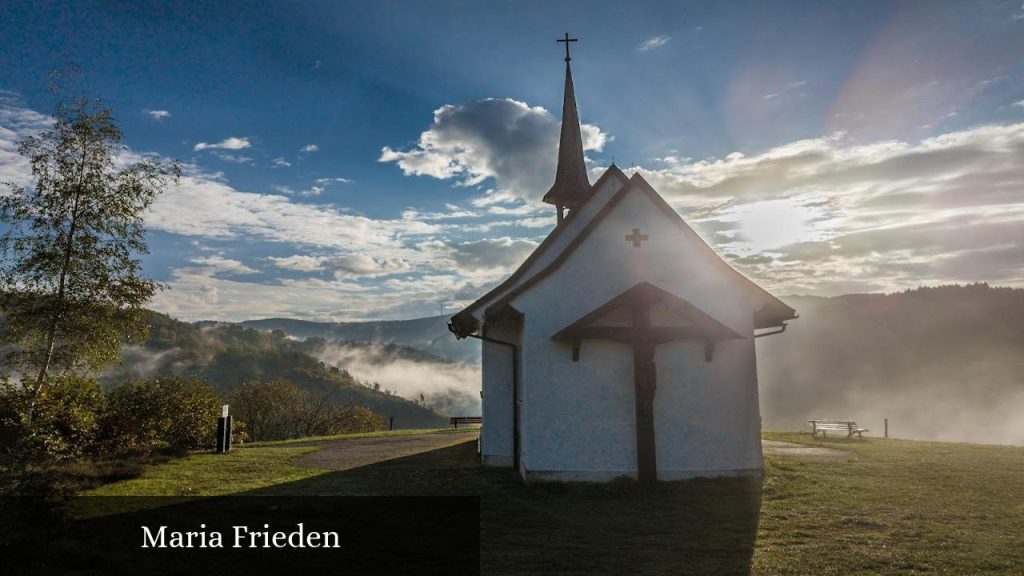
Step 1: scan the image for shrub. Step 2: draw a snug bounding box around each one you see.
[0,375,103,461]
[230,379,387,441]
[95,376,220,454]
[332,405,387,434]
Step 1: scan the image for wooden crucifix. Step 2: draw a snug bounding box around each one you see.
[552,283,743,486]
[631,302,658,485]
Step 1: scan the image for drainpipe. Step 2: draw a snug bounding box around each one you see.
[467,333,520,471]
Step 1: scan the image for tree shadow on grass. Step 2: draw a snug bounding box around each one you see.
[240,439,764,575]
[6,439,762,576]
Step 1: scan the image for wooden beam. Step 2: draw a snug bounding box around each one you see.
[632,303,657,486]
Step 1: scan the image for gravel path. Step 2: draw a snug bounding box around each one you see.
[293,431,479,471]
[292,433,844,471]
[762,439,852,462]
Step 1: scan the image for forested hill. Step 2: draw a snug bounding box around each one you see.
[103,314,448,429]
[108,283,1024,442]
[757,284,1024,445]
[236,316,480,364]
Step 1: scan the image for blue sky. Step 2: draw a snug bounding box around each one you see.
[2,1,1024,321]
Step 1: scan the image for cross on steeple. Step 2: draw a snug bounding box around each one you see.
[557,33,578,62]
[544,32,591,219]
[625,228,649,247]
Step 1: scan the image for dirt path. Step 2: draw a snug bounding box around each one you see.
[762,439,852,462]
[292,433,844,471]
[293,431,479,471]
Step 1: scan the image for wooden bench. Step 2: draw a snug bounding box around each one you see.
[450,416,482,429]
[808,420,868,439]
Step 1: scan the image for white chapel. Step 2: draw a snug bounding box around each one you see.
[448,37,796,483]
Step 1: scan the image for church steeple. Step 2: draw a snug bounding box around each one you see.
[543,33,592,222]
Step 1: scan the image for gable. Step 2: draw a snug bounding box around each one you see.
[493,174,795,330]
[450,168,796,339]
[552,282,743,343]
[454,166,630,319]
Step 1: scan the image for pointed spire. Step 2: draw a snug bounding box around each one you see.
[543,35,592,214]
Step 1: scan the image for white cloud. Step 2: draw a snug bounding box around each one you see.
[211,151,254,164]
[301,144,319,153]
[330,254,412,277]
[449,237,539,271]
[194,137,251,152]
[272,157,291,168]
[0,97,467,320]
[401,205,478,221]
[268,253,412,277]
[5,93,1024,319]
[147,170,440,249]
[314,177,350,185]
[380,98,608,203]
[144,109,171,120]
[189,255,258,275]
[0,92,52,186]
[295,177,351,196]
[634,122,1024,294]
[637,35,671,52]
[1013,100,1024,109]
[268,255,325,272]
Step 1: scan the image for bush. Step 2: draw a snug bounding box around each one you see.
[230,379,387,442]
[95,376,220,454]
[333,405,388,434]
[0,375,103,461]
[0,378,32,458]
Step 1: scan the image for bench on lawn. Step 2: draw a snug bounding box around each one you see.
[450,416,482,429]
[809,420,868,439]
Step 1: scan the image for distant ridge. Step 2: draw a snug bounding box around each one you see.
[185,284,1024,444]
[105,312,451,428]
[234,315,480,364]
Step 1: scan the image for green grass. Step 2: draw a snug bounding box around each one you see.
[239,426,469,447]
[755,432,1024,574]
[83,428,465,496]
[80,430,1024,575]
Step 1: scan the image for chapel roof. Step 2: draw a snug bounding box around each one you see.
[448,167,797,339]
[552,282,743,344]
[541,59,592,209]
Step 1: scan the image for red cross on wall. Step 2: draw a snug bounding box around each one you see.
[625,228,649,247]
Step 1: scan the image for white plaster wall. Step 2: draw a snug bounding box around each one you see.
[467,173,626,318]
[511,185,763,478]
[653,338,763,475]
[480,338,515,466]
[519,337,637,475]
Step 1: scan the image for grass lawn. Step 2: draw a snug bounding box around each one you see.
[755,432,1024,574]
[83,428,465,496]
[79,430,1024,575]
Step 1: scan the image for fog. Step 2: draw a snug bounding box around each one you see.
[117,347,180,377]
[757,286,1024,446]
[313,342,482,417]
[307,286,1024,442]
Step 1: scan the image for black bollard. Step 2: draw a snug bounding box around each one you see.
[216,413,232,453]
[216,416,227,453]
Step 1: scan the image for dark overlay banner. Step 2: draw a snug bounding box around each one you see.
[0,496,480,575]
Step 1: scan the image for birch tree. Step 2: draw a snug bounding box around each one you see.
[0,83,180,418]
